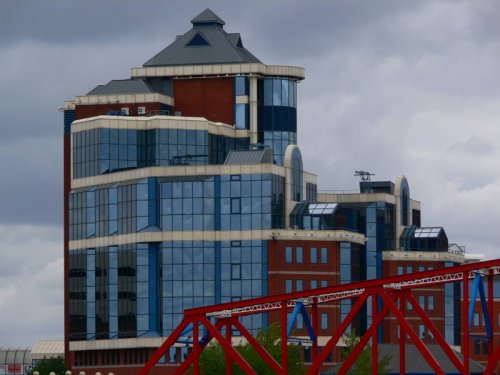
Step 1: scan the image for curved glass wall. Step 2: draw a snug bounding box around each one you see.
[400,178,410,226]
[258,78,297,165]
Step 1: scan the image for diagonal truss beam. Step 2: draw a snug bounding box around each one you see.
[378,288,445,375]
[140,259,500,374]
[196,259,500,319]
[404,291,464,372]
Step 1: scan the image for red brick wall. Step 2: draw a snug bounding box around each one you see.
[468,299,500,373]
[173,77,234,124]
[267,240,341,338]
[382,260,446,343]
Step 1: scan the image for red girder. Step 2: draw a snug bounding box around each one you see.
[140,258,500,374]
[194,260,499,318]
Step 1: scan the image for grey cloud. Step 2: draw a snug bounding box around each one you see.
[447,136,495,156]
[0,136,62,225]
[0,225,63,347]
[0,0,175,48]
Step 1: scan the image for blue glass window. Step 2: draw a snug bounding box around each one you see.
[235,104,248,129]
[419,295,425,309]
[296,279,303,292]
[285,279,292,293]
[231,264,241,280]
[281,80,289,106]
[285,247,292,263]
[235,76,248,96]
[296,247,303,263]
[310,247,317,264]
[264,79,273,105]
[86,191,96,238]
[290,148,303,201]
[320,247,328,264]
[428,295,435,310]
[419,325,426,339]
[321,313,328,329]
[273,79,282,106]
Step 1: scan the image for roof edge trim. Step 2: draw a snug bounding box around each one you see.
[74,93,174,106]
[131,63,305,80]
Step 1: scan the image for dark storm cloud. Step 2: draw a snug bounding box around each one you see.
[233,0,420,63]
[0,0,174,47]
[1,0,499,228]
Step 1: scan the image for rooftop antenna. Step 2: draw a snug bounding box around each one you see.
[354,170,375,181]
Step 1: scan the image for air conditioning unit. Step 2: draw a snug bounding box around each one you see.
[121,107,130,116]
[137,106,146,115]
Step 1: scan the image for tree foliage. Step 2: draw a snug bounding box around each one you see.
[198,322,306,374]
[340,331,391,375]
[27,357,67,375]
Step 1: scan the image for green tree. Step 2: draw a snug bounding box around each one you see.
[339,331,391,375]
[27,357,67,375]
[199,323,306,374]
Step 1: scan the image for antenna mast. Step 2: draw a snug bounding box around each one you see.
[354,170,375,181]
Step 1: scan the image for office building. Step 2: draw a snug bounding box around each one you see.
[63,9,467,374]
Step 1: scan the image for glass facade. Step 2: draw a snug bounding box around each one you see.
[69,240,267,340]
[306,182,317,203]
[69,174,286,241]
[400,226,449,251]
[69,250,87,340]
[444,262,462,345]
[400,179,410,226]
[340,242,352,332]
[258,78,297,165]
[290,147,303,202]
[72,128,249,178]
[234,76,249,130]
[290,203,346,231]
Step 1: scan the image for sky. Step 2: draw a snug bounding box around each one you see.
[0,0,499,347]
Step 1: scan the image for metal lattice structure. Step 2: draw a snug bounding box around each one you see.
[139,259,500,375]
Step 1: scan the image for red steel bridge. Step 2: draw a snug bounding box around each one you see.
[139,259,500,375]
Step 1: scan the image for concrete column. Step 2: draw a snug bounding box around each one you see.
[249,76,258,144]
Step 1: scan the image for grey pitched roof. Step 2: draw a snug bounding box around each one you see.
[379,344,485,375]
[326,344,485,375]
[224,149,273,165]
[87,79,156,95]
[191,8,225,26]
[143,9,261,67]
